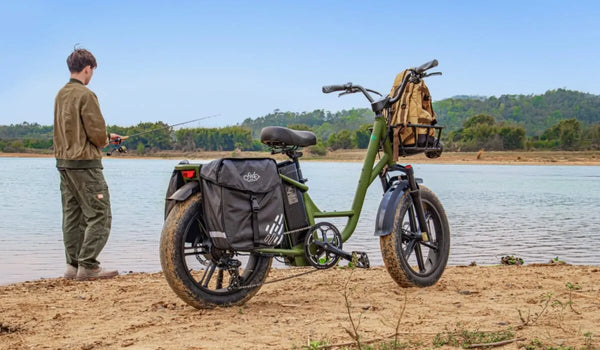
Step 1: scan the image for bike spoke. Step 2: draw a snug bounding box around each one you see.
[200,262,216,287]
[420,241,438,250]
[404,239,416,259]
[184,248,207,256]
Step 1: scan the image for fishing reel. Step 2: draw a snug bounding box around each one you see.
[106,145,127,156]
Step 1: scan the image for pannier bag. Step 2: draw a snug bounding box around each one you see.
[386,70,438,160]
[200,158,285,251]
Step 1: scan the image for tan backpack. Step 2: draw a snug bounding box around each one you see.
[385,70,437,161]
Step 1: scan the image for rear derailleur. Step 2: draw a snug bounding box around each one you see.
[211,255,242,290]
[303,222,370,269]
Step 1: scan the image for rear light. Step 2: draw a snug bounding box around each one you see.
[181,170,196,179]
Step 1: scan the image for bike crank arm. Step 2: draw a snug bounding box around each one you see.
[405,165,430,242]
[313,241,370,268]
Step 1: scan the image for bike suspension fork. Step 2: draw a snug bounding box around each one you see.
[405,165,430,242]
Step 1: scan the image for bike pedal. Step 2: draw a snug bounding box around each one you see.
[351,251,370,269]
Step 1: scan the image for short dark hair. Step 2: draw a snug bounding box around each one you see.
[66,48,97,73]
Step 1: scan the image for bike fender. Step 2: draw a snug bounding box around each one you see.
[168,181,200,201]
[374,180,409,237]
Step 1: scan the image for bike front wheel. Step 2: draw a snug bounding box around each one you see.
[380,185,450,287]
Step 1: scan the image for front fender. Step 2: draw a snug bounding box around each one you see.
[374,180,409,237]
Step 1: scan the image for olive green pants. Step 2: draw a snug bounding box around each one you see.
[59,168,112,269]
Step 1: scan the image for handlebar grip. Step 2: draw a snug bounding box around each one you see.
[322,84,348,94]
[415,59,438,74]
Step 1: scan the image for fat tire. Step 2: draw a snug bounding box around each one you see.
[380,185,450,288]
[160,192,272,309]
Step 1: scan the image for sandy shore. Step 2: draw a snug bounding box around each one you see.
[2,150,600,166]
[1,265,599,349]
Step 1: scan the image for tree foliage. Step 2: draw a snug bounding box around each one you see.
[448,114,526,151]
[434,89,600,136]
[2,88,599,153]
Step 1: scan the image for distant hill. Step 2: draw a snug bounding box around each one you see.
[2,89,598,152]
[434,89,600,135]
[448,95,488,101]
[238,89,599,138]
[240,108,374,141]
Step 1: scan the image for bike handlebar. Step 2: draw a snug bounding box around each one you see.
[414,59,438,74]
[322,84,350,94]
[322,59,440,113]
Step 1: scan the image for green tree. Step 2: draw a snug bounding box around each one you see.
[452,114,525,151]
[287,123,313,131]
[327,129,354,150]
[354,124,372,149]
[583,123,600,149]
[463,114,496,129]
[541,118,582,150]
[498,124,526,150]
[136,142,146,155]
[309,141,327,156]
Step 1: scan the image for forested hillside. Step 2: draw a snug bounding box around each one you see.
[434,89,600,135]
[1,89,599,153]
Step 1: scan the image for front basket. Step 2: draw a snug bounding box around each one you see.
[393,124,444,157]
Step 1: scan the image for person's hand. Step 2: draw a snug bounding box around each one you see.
[109,133,123,145]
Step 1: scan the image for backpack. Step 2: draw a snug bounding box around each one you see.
[200,158,285,251]
[385,70,438,161]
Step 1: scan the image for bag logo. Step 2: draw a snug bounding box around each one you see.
[264,214,284,246]
[243,172,260,182]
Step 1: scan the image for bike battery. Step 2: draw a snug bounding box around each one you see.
[277,161,310,247]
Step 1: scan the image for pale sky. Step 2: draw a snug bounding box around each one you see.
[1,0,598,127]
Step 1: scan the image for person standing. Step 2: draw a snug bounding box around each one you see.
[54,48,121,280]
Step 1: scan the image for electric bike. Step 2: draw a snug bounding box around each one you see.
[159,60,450,309]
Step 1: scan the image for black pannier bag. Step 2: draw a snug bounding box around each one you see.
[200,158,285,251]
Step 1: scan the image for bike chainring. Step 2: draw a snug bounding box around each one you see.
[303,222,342,269]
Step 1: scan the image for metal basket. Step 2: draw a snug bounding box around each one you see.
[393,124,444,157]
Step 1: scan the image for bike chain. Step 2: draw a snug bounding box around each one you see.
[230,267,320,291]
[228,225,320,290]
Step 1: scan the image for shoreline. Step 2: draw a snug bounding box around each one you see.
[1,149,600,166]
[1,265,599,349]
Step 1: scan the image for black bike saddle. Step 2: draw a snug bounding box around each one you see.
[260,126,317,147]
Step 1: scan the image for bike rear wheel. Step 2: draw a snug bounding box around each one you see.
[160,192,272,309]
[380,185,450,287]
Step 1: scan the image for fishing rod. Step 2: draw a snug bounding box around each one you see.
[106,114,219,156]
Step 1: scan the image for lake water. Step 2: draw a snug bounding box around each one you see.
[1,157,599,285]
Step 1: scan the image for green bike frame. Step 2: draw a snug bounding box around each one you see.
[254,114,394,265]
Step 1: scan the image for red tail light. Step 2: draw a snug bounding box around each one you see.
[181,170,196,179]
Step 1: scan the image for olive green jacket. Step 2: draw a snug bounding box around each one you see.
[54,79,108,169]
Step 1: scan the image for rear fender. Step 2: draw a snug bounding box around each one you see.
[168,181,200,201]
[374,180,409,237]
[165,181,200,219]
